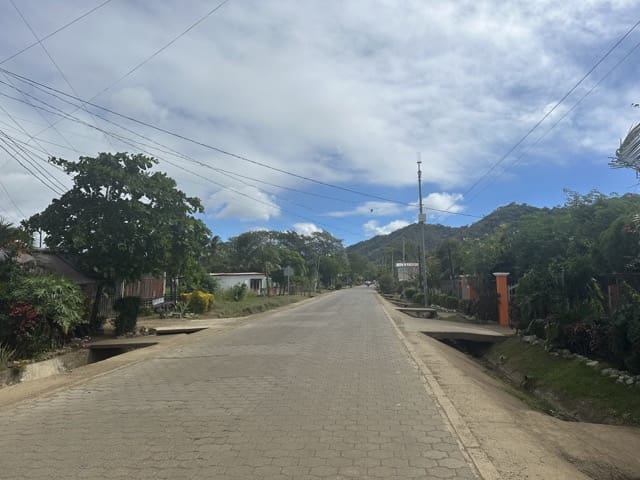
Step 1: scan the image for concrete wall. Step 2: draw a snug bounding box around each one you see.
[211,274,267,291]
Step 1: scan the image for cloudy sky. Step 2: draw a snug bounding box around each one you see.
[0,0,639,245]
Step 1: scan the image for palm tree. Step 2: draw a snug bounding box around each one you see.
[611,123,640,175]
[0,218,28,252]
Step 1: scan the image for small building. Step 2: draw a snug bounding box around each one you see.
[210,272,267,292]
[395,262,419,282]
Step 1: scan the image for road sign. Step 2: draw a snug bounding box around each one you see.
[284,266,294,295]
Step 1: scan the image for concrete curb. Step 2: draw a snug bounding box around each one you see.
[377,295,501,480]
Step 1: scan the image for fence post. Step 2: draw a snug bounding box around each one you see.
[493,272,510,326]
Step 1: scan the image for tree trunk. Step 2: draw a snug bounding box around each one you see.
[90,283,104,332]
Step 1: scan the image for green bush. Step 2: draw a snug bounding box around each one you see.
[458,299,473,316]
[113,296,141,336]
[230,283,248,302]
[431,294,459,309]
[412,291,425,305]
[404,287,418,300]
[9,275,86,335]
[608,292,640,374]
[184,290,215,313]
[377,273,397,294]
[221,283,249,302]
[0,343,15,369]
[475,291,499,322]
[1,274,86,357]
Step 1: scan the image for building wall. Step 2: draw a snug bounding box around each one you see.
[395,263,419,282]
[211,274,266,291]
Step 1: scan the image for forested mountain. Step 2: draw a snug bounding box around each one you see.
[347,202,541,263]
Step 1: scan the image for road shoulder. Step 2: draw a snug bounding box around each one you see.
[377,295,630,479]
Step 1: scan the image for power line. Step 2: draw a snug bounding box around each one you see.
[0,86,364,235]
[0,0,114,65]
[9,0,115,149]
[30,0,233,141]
[0,71,79,153]
[0,129,64,195]
[0,67,477,214]
[0,102,69,190]
[464,36,640,209]
[0,72,483,219]
[441,16,640,214]
[0,118,90,155]
[0,179,25,218]
[0,129,66,193]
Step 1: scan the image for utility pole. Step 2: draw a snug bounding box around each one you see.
[417,158,428,307]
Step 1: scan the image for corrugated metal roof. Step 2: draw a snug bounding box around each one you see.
[31,251,95,285]
[210,272,265,277]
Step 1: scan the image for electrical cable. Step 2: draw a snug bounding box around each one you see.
[29,0,233,141]
[0,0,114,65]
[0,88,364,234]
[0,129,64,194]
[0,74,483,219]
[9,0,115,149]
[0,67,430,208]
[460,33,640,215]
[440,16,640,214]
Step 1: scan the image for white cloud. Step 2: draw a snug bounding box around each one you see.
[109,87,168,122]
[363,219,410,237]
[292,222,322,235]
[423,192,465,217]
[0,0,638,241]
[205,186,280,221]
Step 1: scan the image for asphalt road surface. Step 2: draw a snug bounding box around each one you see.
[0,287,477,479]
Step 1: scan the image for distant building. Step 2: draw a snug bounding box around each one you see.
[395,262,419,282]
[210,272,267,292]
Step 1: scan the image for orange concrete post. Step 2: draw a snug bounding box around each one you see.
[493,272,510,326]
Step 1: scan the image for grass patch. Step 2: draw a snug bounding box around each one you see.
[486,337,640,426]
[210,295,307,318]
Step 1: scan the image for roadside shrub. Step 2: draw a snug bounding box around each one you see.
[2,275,86,357]
[475,291,499,322]
[608,292,640,374]
[412,291,425,305]
[524,318,547,339]
[458,299,473,316]
[9,303,53,357]
[9,275,86,335]
[334,283,343,290]
[432,294,459,309]
[113,296,141,336]
[229,283,248,302]
[0,343,15,369]
[563,322,594,356]
[404,287,417,300]
[377,273,397,294]
[188,290,214,313]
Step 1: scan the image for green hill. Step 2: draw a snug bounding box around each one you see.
[347,202,541,263]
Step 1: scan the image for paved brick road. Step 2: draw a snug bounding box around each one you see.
[0,287,477,479]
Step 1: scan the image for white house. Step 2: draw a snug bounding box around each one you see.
[210,272,267,292]
[395,262,419,282]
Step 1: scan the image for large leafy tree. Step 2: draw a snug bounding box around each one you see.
[26,153,210,323]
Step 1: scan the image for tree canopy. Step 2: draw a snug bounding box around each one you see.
[26,152,211,286]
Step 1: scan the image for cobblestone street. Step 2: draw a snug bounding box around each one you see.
[0,288,477,479]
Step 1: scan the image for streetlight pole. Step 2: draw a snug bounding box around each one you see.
[417,159,428,307]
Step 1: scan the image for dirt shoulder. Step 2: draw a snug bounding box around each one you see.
[381,298,640,480]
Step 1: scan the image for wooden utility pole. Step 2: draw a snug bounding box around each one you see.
[417,158,428,307]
